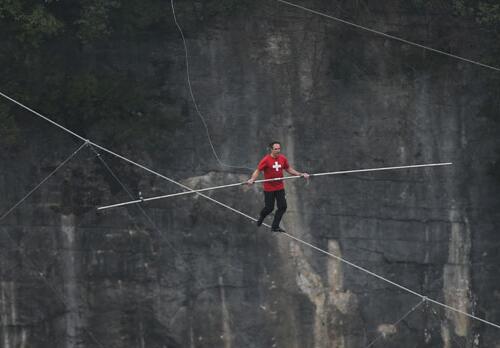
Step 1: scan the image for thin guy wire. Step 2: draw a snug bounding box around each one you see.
[0,143,105,347]
[89,144,163,232]
[364,298,426,348]
[275,0,500,72]
[89,145,168,237]
[283,231,500,329]
[97,162,452,210]
[89,144,205,289]
[85,144,206,342]
[0,90,204,200]
[429,305,467,348]
[1,91,500,330]
[0,141,88,222]
[170,0,253,171]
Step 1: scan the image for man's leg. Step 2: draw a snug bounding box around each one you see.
[271,190,287,230]
[257,191,275,226]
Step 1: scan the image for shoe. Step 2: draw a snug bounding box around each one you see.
[256,217,264,227]
[271,227,285,233]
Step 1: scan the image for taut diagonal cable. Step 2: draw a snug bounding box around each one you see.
[0,90,261,222]
[274,0,500,72]
[283,231,500,329]
[1,90,500,330]
[0,141,88,222]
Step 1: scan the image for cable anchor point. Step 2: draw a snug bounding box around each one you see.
[422,296,429,307]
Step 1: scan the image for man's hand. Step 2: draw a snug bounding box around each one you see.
[301,173,310,179]
[247,169,260,185]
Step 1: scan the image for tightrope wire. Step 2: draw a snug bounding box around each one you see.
[1,90,498,330]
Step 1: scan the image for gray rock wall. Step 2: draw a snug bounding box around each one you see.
[1,0,499,347]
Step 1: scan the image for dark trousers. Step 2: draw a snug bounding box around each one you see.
[260,189,287,229]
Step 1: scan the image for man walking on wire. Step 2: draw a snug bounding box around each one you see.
[247,141,309,232]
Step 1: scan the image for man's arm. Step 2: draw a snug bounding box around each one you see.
[286,166,310,179]
[247,168,260,185]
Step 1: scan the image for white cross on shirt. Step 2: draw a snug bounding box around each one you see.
[272,161,282,172]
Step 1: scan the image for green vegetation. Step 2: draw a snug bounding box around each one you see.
[411,0,500,28]
[0,1,63,47]
[0,0,251,148]
[0,0,179,148]
[453,0,500,27]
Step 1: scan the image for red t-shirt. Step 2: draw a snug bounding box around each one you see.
[258,154,289,192]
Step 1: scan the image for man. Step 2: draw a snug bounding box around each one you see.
[247,141,309,232]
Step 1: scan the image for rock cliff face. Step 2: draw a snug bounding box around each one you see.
[1,0,499,347]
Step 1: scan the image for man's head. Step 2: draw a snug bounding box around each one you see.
[269,141,281,157]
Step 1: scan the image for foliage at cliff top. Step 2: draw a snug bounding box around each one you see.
[0,0,498,150]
